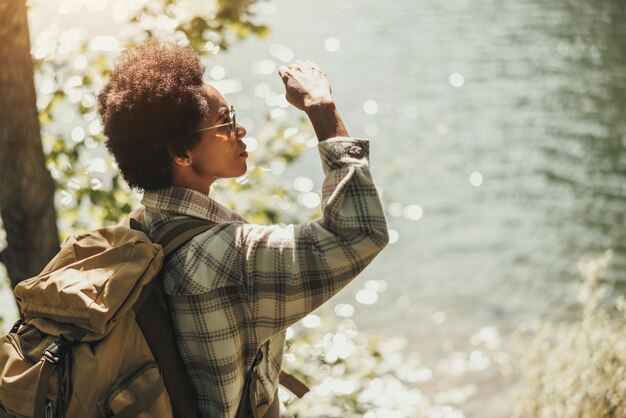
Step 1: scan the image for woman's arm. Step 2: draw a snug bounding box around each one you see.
[238,137,388,343]
[233,62,388,343]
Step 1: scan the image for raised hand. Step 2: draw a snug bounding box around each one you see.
[278,61,333,112]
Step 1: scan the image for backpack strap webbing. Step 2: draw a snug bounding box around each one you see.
[131,214,216,418]
[34,360,55,418]
[132,217,217,314]
[279,371,310,398]
[155,218,219,257]
[34,330,85,418]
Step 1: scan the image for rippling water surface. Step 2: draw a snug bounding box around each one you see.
[219,0,626,414]
[218,0,626,327]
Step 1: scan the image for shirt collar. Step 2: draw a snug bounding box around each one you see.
[141,186,247,224]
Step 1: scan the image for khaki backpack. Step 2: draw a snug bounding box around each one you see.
[0,213,215,418]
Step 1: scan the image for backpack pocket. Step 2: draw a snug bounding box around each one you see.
[0,327,58,417]
[99,360,168,418]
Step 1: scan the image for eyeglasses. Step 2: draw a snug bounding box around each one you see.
[195,105,236,137]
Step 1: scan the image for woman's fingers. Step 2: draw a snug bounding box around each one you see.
[278,65,289,77]
[278,60,332,112]
[290,61,321,73]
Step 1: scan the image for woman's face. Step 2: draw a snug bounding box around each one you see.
[187,84,248,190]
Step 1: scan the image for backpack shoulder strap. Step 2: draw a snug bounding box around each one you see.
[154,217,218,256]
[126,208,217,256]
[135,285,199,418]
[132,215,217,418]
[131,216,216,314]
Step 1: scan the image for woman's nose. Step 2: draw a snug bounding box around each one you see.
[236,124,246,139]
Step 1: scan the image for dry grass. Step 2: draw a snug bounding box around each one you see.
[514,250,626,418]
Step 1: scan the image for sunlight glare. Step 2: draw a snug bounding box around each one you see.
[253,60,276,75]
[363,100,379,115]
[469,171,483,187]
[254,83,271,98]
[242,136,257,152]
[89,36,120,52]
[334,303,354,318]
[72,55,87,70]
[324,37,341,52]
[293,176,314,192]
[302,314,321,328]
[88,120,102,136]
[210,65,226,80]
[270,160,285,175]
[449,72,465,87]
[71,127,85,142]
[301,192,320,208]
[356,289,378,305]
[403,205,423,220]
[388,229,399,244]
[85,158,107,174]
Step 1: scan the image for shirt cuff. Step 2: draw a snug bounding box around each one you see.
[318,137,370,174]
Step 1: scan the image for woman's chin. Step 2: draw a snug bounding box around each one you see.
[239,164,248,176]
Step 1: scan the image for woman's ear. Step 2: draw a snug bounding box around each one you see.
[167,146,192,166]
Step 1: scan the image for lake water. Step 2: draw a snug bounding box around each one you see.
[216,0,626,414]
[214,0,626,326]
[3,0,625,416]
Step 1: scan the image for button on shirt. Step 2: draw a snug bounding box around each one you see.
[141,137,389,418]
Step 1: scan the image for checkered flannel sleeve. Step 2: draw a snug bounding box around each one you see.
[239,137,389,343]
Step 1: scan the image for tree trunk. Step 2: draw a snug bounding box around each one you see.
[0,0,59,289]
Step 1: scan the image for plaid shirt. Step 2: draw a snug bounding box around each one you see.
[141,137,388,418]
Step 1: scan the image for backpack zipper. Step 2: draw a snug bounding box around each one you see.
[7,332,38,365]
[101,360,160,416]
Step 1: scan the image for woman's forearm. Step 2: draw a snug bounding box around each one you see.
[305,101,350,142]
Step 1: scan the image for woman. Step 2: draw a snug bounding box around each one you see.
[98,39,388,418]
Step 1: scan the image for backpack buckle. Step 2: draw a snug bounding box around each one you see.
[44,400,54,418]
[43,348,61,364]
[43,335,74,364]
[10,318,24,333]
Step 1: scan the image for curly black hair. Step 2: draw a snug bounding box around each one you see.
[98,39,209,190]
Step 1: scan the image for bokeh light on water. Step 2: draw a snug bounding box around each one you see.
[469,171,483,187]
[324,37,341,52]
[448,73,465,88]
[363,99,379,115]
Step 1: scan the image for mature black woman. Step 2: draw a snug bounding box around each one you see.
[97,39,389,418]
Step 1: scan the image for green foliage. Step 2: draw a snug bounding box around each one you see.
[514,250,626,418]
[31,0,310,234]
[133,0,270,51]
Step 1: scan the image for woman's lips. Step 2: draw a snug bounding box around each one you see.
[239,151,248,157]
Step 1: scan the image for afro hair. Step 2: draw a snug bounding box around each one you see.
[98,39,210,190]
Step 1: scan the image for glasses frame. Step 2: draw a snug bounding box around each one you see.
[194,105,236,137]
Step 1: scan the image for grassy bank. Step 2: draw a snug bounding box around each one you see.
[514,250,626,418]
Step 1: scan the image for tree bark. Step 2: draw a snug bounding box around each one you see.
[0,0,60,289]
